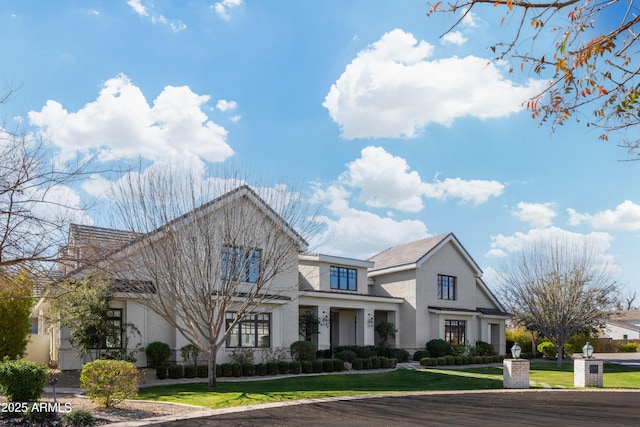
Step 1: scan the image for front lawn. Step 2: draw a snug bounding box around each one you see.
[136,362,640,409]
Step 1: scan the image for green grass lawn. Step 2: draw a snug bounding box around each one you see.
[136,362,640,409]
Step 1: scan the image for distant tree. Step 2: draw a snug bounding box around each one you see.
[497,237,618,367]
[0,89,92,271]
[110,166,318,388]
[428,0,640,158]
[614,289,638,311]
[0,269,35,359]
[52,273,129,361]
[299,312,320,341]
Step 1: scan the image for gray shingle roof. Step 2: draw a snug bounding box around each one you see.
[368,234,449,271]
[69,224,141,249]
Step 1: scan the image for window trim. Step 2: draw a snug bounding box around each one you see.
[225,312,271,348]
[330,266,357,291]
[444,319,466,345]
[437,274,456,300]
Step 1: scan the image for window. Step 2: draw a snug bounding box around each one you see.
[225,312,271,348]
[91,308,123,350]
[330,266,357,291]
[445,320,466,345]
[437,275,456,300]
[221,246,261,283]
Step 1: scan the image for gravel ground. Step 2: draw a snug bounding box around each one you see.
[0,369,211,426]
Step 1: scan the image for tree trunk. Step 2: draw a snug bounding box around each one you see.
[556,343,564,368]
[208,345,218,389]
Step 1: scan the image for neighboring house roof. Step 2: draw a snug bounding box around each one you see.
[611,310,640,323]
[69,224,142,248]
[606,319,640,333]
[367,233,482,277]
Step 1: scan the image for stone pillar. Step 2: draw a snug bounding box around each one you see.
[574,358,603,387]
[503,359,530,389]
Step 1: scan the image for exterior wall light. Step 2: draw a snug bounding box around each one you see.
[582,342,594,358]
[367,313,375,327]
[511,343,522,359]
[321,311,329,327]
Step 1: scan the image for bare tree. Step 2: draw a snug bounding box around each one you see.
[614,289,638,311]
[109,166,317,388]
[428,0,640,158]
[497,237,618,367]
[0,98,92,273]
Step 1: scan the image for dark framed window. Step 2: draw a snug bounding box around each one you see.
[91,308,123,350]
[444,320,466,345]
[221,246,261,283]
[330,266,357,291]
[225,312,271,348]
[437,274,456,300]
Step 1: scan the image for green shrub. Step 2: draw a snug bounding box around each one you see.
[266,361,278,375]
[278,361,289,374]
[454,356,464,365]
[379,356,390,368]
[322,359,334,372]
[444,355,455,365]
[413,350,430,361]
[290,360,301,374]
[420,357,434,366]
[436,356,447,366]
[537,341,557,359]
[255,363,267,376]
[389,358,397,368]
[472,356,483,364]
[231,363,242,377]
[352,358,363,370]
[312,360,323,373]
[370,356,381,369]
[392,348,410,362]
[23,405,57,423]
[301,360,313,373]
[469,340,497,357]
[230,348,255,365]
[481,356,491,364]
[80,360,139,408]
[167,364,183,379]
[290,341,316,361]
[242,363,255,377]
[0,359,48,402]
[184,364,196,378]
[180,343,202,367]
[335,350,357,363]
[220,363,232,377]
[563,343,575,358]
[61,409,94,427]
[426,339,453,358]
[145,341,171,368]
[462,356,471,364]
[197,364,208,378]
[333,359,345,372]
[155,366,167,379]
[362,357,371,369]
[323,349,333,358]
[618,342,639,352]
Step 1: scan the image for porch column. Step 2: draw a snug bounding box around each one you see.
[363,309,375,346]
[317,306,331,351]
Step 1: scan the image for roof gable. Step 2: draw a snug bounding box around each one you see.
[368,233,482,277]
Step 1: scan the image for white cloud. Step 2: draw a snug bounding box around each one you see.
[127,0,186,32]
[441,31,467,46]
[341,146,504,211]
[28,74,234,165]
[343,146,425,212]
[216,99,238,111]
[423,177,504,205]
[460,10,479,27]
[485,227,616,267]
[567,201,640,231]
[213,0,242,21]
[230,115,241,122]
[512,202,556,228]
[309,184,430,258]
[323,28,548,139]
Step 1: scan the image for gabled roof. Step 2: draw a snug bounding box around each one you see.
[367,233,482,277]
[610,310,640,323]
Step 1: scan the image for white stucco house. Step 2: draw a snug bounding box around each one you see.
[30,185,508,369]
[601,310,640,340]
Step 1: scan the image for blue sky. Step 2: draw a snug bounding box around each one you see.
[2,1,639,294]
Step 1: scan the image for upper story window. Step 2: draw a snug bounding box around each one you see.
[330,266,357,291]
[437,274,456,300]
[221,246,261,283]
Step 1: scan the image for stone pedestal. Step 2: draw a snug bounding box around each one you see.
[574,358,603,387]
[503,359,530,389]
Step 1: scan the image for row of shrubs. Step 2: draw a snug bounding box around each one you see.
[419,354,505,367]
[156,356,398,379]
